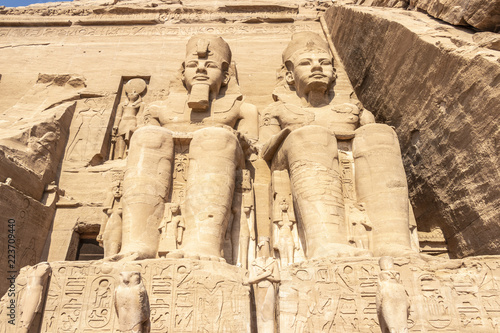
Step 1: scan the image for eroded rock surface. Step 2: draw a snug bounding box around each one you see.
[353,0,500,32]
[324,4,500,258]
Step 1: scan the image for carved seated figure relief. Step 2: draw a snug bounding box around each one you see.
[117,35,258,261]
[262,32,415,259]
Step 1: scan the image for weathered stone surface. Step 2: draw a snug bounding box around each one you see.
[355,0,500,32]
[0,183,56,295]
[324,5,500,258]
[2,258,250,333]
[473,31,500,51]
[279,255,500,332]
[0,0,498,332]
[0,74,83,200]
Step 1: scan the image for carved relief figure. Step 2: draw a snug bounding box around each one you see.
[112,78,147,160]
[262,32,413,258]
[18,262,51,333]
[97,176,123,257]
[376,256,409,333]
[118,35,258,260]
[228,169,256,268]
[158,203,185,258]
[347,203,372,250]
[115,271,151,333]
[273,198,299,267]
[249,237,281,333]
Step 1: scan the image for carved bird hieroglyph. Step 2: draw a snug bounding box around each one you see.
[376,256,410,333]
[114,271,151,333]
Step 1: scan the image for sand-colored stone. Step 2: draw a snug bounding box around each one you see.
[324,4,500,258]
[355,0,500,32]
[0,0,499,332]
[262,31,414,259]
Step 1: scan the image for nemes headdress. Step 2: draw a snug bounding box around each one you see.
[185,35,232,69]
[282,31,332,64]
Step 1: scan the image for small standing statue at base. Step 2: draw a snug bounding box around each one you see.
[376,256,409,333]
[18,262,51,333]
[97,177,123,257]
[115,271,150,333]
[273,198,299,267]
[157,203,185,258]
[249,237,281,333]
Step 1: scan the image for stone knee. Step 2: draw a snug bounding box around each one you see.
[190,127,243,169]
[281,125,337,167]
[129,126,174,151]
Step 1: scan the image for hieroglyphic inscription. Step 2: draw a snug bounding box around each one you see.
[0,23,315,38]
[280,258,500,332]
[35,259,250,332]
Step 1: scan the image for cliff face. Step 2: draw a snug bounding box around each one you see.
[324,5,500,258]
[353,0,500,32]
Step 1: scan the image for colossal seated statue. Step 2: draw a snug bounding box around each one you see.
[262,32,414,259]
[117,36,258,260]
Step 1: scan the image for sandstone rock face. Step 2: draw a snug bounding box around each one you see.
[324,5,500,258]
[0,0,499,332]
[0,184,56,295]
[356,0,500,32]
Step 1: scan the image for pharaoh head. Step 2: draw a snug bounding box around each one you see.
[182,35,232,109]
[283,32,336,99]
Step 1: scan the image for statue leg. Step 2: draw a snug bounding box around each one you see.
[114,135,126,159]
[120,126,174,259]
[182,127,243,259]
[280,125,368,258]
[353,124,412,257]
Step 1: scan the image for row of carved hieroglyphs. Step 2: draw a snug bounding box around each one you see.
[37,260,250,332]
[279,259,500,332]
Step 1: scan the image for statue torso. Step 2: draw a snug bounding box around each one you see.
[272,101,360,136]
[148,93,243,132]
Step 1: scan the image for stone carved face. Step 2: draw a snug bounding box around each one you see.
[126,91,140,102]
[285,50,335,96]
[170,204,180,214]
[183,57,229,95]
[182,36,231,97]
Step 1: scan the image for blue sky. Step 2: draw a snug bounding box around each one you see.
[1,0,72,7]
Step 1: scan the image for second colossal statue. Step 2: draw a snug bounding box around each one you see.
[118,35,258,260]
[262,32,414,259]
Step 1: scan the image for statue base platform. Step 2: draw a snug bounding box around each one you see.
[6,255,500,332]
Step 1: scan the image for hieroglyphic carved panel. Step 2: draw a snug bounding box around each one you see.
[279,256,500,332]
[0,23,315,39]
[28,259,250,332]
